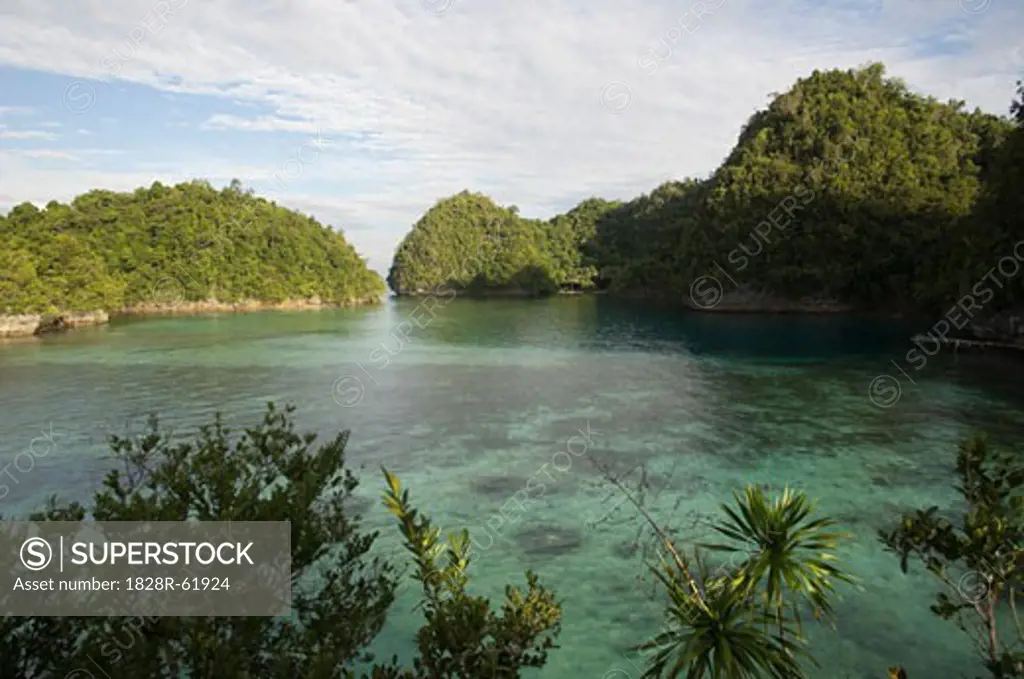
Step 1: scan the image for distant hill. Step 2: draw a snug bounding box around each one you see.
[386,190,619,296]
[593,63,1017,311]
[389,64,1022,316]
[0,179,385,316]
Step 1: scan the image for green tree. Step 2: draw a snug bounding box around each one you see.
[592,463,852,678]
[0,501,89,679]
[879,434,1024,678]
[0,405,563,679]
[0,180,384,314]
[0,243,48,314]
[592,180,702,294]
[387,192,616,296]
[961,81,1024,312]
[377,470,562,678]
[2,404,398,678]
[705,485,855,637]
[387,191,514,295]
[394,66,1020,317]
[36,233,126,311]
[637,559,805,679]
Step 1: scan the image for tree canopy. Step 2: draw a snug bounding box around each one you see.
[389,64,1023,314]
[594,63,1016,310]
[386,191,619,296]
[0,180,384,315]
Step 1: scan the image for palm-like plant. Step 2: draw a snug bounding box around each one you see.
[636,558,806,679]
[706,485,855,634]
[590,461,828,679]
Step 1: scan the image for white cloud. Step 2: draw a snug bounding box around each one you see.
[0,106,32,118]
[4,148,125,162]
[0,0,1020,272]
[0,129,58,140]
[202,114,318,132]
[19,149,79,160]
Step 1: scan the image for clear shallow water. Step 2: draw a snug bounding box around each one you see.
[2,297,1024,678]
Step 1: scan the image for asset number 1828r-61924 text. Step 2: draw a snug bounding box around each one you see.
[125,576,230,591]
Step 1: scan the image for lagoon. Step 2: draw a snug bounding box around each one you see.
[2,296,1024,678]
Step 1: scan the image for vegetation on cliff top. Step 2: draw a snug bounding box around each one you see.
[0,179,384,315]
[386,191,619,296]
[595,63,1018,311]
[388,64,1022,315]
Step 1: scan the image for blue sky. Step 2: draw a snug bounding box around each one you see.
[0,0,1020,273]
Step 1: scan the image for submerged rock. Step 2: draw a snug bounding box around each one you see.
[514,523,584,557]
[612,539,641,560]
[471,475,529,499]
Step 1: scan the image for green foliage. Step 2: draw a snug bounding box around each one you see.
[379,469,562,678]
[592,63,1018,309]
[637,559,805,679]
[879,434,1024,678]
[1,403,399,678]
[592,180,703,294]
[386,190,618,296]
[0,407,1016,679]
[546,197,623,288]
[962,81,1024,311]
[0,406,563,679]
[390,65,1022,316]
[0,180,384,314]
[0,241,49,314]
[705,485,855,632]
[0,500,88,679]
[602,470,855,679]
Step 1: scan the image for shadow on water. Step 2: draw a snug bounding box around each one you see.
[590,296,926,358]
[397,293,925,360]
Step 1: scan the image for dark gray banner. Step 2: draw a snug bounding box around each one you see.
[0,521,291,616]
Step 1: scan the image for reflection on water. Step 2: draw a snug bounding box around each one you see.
[2,296,1023,678]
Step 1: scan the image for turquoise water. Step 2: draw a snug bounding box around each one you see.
[2,296,1024,678]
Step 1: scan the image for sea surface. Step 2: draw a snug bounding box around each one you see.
[2,296,1024,678]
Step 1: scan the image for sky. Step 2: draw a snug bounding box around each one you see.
[0,0,1021,274]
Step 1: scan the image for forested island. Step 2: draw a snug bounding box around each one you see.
[386,193,618,296]
[0,180,385,337]
[3,64,1021,342]
[388,64,1024,342]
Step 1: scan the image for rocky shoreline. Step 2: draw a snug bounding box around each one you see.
[7,291,1023,351]
[0,296,383,340]
[0,310,112,338]
[681,288,853,314]
[394,286,555,298]
[962,304,1024,351]
[395,285,868,313]
[683,289,1024,348]
[969,304,1024,345]
[602,284,856,315]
